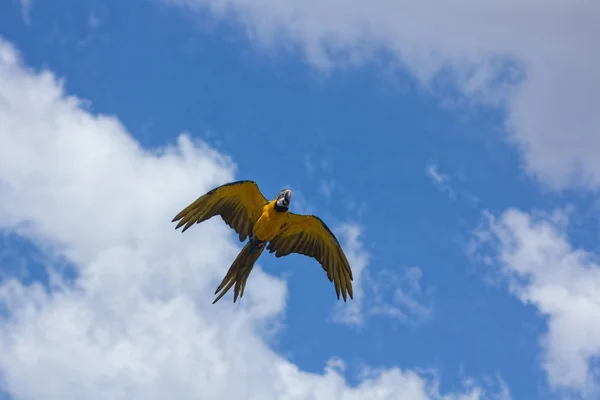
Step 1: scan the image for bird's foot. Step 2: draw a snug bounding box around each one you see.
[249,234,265,252]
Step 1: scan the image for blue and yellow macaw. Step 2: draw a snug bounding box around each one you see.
[172,180,354,304]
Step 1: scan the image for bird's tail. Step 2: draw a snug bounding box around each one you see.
[213,241,264,304]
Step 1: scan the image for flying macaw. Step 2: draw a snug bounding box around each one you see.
[172,180,354,304]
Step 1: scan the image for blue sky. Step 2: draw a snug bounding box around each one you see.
[0,1,598,399]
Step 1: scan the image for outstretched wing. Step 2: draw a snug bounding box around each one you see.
[266,213,354,301]
[172,180,268,241]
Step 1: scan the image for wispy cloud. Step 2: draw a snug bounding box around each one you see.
[426,163,456,199]
[304,155,338,201]
[303,154,314,174]
[367,266,434,324]
[19,0,32,25]
[303,154,331,175]
[426,164,447,185]
[319,179,336,200]
[333,225,433,326]
[346,200,368,220]
[89,13,101,29]
[284,184,314,215]
[426,163,479,204]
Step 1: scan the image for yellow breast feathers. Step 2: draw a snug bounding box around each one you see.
[253,200,288,242]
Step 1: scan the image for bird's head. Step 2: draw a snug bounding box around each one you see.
[276,188,292,209]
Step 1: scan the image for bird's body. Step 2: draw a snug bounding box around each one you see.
[172,180,354,304]
[253,199,288,242]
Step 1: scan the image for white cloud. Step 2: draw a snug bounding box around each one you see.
[304,155,314,174]
[367,266,434,324]
[0,37,507,400]
[166,0,600,190]
[346,200,367,220]
[332,223,369,325]
[332,227,432,326]
[283,184,314,215]
[426,164,447,186]
[319,180,336,200]
[426,164,456,200]
[426,164,479,204]
[89,13,101,28]
[473,208,600,397]
[19,0,32,25]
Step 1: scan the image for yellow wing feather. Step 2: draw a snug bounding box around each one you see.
[266,213,354,301]
[172,180,268,241]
